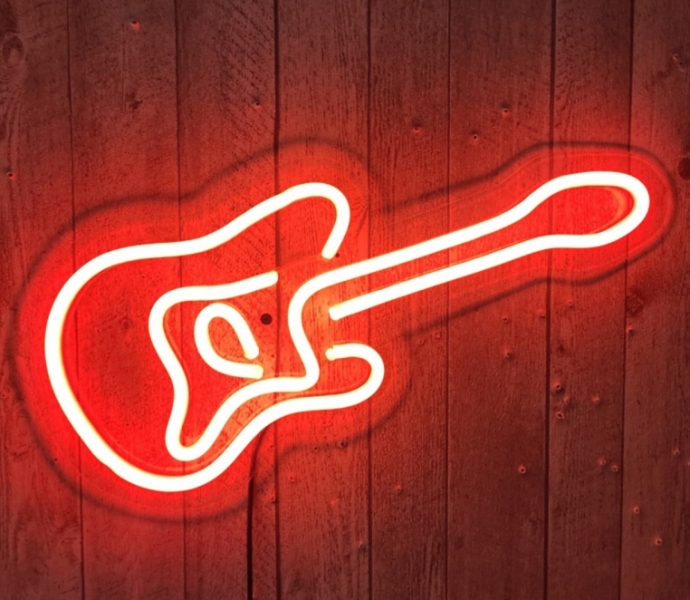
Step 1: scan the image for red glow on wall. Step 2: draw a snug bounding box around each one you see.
[13,143,672,513]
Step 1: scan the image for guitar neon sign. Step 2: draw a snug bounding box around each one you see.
[44,172,649,492]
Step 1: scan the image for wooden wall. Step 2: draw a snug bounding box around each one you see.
[1,0,689,598]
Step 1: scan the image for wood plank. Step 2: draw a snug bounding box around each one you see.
[369,1,448,598]
[622,1,690,597]
[274,0,370,598]
[0,0,83,597]
[175,0,277,597]
[67,0,184,597]
[547,1,632,598]
[446,1,552,598]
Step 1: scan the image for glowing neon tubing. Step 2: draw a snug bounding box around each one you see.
[44,172,649,491]
[329,171,649,319]
[194,303,264,380]
[149,272,280,462]
[45,184,356,490]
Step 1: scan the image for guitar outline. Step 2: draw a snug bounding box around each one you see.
[44,172,649,492]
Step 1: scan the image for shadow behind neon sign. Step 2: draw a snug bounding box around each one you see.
[42,169,650,492]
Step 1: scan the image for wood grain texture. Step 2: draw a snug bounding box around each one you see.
[175,0,277,598]
[0,0,82,598]
[275,1,370,598]
[369,0,448,598]
[447,1,552,598]
[622,0,690,597]
[548,1,631,598]
[2,1,690,599]
[68,0,184,597]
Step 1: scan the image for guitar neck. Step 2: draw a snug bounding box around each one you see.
[326,171,649,321]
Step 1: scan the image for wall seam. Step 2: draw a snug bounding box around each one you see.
[618,1,636,598]
[64,0,85,597]
[444,0,452,598]
[544,0,558,597]
[171,0,187,596]
[366,0,373,598]
[273,0,282,597]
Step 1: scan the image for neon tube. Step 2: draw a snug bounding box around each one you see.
[329,171,649,319]
[45,184,355,489]
[44,171,649,491]
[194,302,264,380]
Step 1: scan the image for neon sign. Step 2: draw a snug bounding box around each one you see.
[44,172,649,492]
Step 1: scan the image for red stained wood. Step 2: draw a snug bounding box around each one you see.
[547,2,632,599]
[274,1,370,598]
[68,0,184,597]
[175,1,277,598]
[447,2,552,598]
[622,1,690,597]
[369,1,448,598]
[0,1,82,598]
[1,0,689,599]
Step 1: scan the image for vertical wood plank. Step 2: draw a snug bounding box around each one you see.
[175,0,277,597]
[68,0,184,597]
[622,1,690,597]
[447,1,552,598]
[275,0,370,598]
[369,1,448,598]
[548,1,632,598]
[0,0,83,597]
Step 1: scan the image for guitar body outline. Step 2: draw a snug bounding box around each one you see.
[44,172,649,492]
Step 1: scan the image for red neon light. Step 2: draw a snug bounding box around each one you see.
[44,172,649,491]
